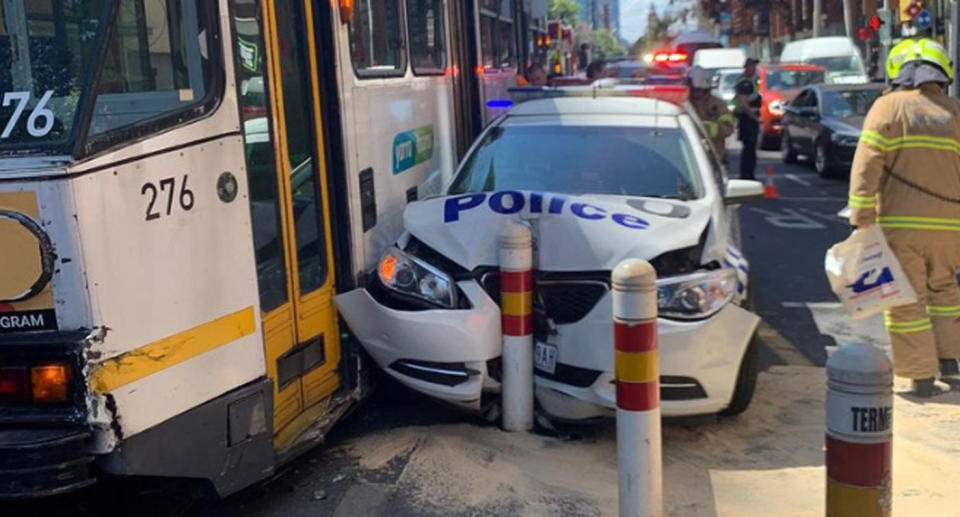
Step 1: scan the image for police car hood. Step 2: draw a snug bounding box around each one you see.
[403,191,712,271]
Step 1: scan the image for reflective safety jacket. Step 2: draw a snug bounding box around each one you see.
[690,92,735,157]
[849,83,960,231]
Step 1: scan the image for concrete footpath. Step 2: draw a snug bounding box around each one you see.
[219,366,960,517]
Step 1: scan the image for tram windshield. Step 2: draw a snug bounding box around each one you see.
[0,0,213,156]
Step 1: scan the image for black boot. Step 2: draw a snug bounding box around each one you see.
[911,377,946,398]
[940,359,960,380]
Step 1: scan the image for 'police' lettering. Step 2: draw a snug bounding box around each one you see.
[571,203,606,220]
[444,193,487,222]
[441,191,651,230]
[489,191,525,214]
[613,213,651,230]
[850,406,892,433]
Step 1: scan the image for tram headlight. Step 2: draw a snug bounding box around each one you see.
[377,248,457,309]
[657,269,738,320]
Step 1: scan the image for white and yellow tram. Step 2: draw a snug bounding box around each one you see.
[0,0,547,499]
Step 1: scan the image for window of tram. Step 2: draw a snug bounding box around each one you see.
[406,0,446,74]
[230,0,288,312]
[89,0,215,136]
[348,0,405,77]
[477,0,516,71]
[0,0,105,151]
[276,0,327,294]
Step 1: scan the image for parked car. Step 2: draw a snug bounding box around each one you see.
[336,85,764,424]
[757,63,827,150]
[781,83,885,177]
[779,37,869,84]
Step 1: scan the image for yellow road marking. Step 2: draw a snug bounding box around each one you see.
[90,307,256,393]
[756,320,814,367]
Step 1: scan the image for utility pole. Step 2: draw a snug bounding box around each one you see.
[843,0,856,38]
[813,0,822,37]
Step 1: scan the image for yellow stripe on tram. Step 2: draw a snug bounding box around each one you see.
[615,350,659,384]
[89,306,257,393]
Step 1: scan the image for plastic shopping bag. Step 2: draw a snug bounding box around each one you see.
[824,225,917,321]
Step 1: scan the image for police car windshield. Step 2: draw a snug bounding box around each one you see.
[449,125,701,200]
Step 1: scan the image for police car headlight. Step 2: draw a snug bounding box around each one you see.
[657,269,738,320]
[831,133,859,146]
[768,100,786,115]
[377,247,457,309]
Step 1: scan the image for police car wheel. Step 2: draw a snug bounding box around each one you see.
[720,333,759,417]
[781,132,797,164]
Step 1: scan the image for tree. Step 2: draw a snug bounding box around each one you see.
[592,28,625,60]
[549,0,580,26]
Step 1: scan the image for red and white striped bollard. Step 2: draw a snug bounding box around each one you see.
[500,220,534,432]
[612,259,662,517]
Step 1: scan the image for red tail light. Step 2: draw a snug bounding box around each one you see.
[0,367,29,403]
[653,51,689,65]
[31,363,71,404]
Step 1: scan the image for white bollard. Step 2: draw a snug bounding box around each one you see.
[612,259,662,517]
[825,343,893,517]
[500,220,534,432]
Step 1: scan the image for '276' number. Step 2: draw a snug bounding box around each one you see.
[142,175,195,221]
[2,90,55,138]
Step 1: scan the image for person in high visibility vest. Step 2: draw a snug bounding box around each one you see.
[849,38,960,397]
[734,57,762,180]
[687,65,735,159]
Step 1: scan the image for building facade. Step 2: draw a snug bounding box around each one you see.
[574,0,621,34]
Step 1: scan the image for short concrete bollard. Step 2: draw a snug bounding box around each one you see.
[612,259,662,517]
[500,220,534,432]
[825,343,893,517]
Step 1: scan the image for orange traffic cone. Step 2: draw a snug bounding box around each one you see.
[764,165,779,200]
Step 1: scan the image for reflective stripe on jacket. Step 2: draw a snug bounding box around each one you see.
[691,92,735,156]
[848,83,960,231]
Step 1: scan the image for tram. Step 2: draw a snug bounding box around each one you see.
[0,0,546,499]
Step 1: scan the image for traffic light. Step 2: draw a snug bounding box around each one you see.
[868,15,883,31]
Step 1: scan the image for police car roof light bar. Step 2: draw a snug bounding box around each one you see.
[507,83,690,107]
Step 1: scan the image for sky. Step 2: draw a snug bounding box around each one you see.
[620,0,692,44]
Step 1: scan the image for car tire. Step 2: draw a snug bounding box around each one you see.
[781,132,797,164]
[720,333,759,417]
[814,140,834,178]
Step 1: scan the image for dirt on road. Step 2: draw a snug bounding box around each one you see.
[331,366,960,517]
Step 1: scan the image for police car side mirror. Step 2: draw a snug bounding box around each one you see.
[725,179,765,205]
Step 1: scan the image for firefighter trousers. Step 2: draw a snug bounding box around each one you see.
[884,229,960,379]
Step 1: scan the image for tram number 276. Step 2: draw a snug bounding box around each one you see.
[141,175,195,221]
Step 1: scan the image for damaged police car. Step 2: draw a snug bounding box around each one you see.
[336,87,766,422]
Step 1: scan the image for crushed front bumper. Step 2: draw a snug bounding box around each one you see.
[338,278,760,419]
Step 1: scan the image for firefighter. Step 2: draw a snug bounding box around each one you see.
[734,57,762,180]
[848,38,960,397]
[687,65,735,159]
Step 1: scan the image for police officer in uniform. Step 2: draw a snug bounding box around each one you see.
[734,57,762,180]
[688,66,735,158]
[849,38,960,397]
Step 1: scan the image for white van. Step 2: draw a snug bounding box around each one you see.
[694,48,748,73]
[779,37,868,84]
